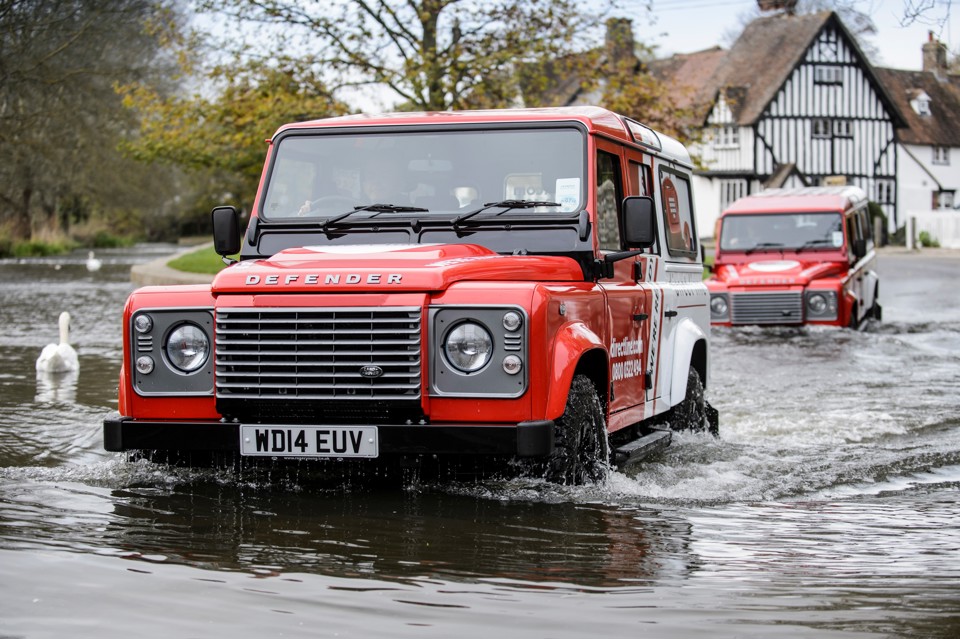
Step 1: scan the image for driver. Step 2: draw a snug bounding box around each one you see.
[361,159,410,204]
[296,157,411,216]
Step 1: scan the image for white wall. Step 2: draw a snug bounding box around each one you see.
[898,142,960,246]
[906,210,960,248]
[692,175,721,239]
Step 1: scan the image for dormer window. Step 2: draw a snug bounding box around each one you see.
[714,125,740,149]
[910,90,932,116]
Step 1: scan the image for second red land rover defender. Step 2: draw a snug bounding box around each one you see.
[707,186,880,329]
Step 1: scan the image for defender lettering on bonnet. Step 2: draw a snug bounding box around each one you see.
[244,273,403,285]
[103,106,717,486]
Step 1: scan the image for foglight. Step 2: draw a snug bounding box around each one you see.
[502,355,522,375]
[502,311,522,332]
[134,314,153,333]
[136,356,155,374]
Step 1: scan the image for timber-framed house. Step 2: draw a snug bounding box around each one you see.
[652,11,907,232]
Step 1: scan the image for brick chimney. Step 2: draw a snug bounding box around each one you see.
[922,31,948,80]
[757,0,798,13]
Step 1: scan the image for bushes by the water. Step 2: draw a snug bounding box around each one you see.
[11,239,76,258]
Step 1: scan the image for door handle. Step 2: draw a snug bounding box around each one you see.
[633,313,649,322]
[664,310,678,318]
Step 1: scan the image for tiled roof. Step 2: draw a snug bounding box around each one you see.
[646,47,727,122]
[873,67,960,146]
[713,11,833,123]
[651,11,904,129]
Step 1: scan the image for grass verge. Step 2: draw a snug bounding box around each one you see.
[167,244,237,274]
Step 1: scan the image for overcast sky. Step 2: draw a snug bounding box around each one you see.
[644,0,958,70]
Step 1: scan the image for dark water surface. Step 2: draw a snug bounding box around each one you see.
[1,247,958,638]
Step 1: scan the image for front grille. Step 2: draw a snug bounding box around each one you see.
[730,292,803,325]
[215,307,422,405]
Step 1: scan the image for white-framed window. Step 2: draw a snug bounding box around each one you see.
[833,120,853,138]
[719,179,748,211]
[875,180,895,204]
[713,125,740,149]
[932,146,950,165]
[933,190,955,209]
[814,65,843,85]
[812,118,832,139]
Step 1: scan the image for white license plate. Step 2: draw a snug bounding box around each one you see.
[240,425,379,458]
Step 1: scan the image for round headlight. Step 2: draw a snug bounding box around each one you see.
[136,355,155,374]
[134,314,153,333]
[807,293,827,314]
[444,322,492,373]
[710,296,728,316]
[165,323,210,372]
[502,311,522,332]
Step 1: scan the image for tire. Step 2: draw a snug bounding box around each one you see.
[545,375,610,485]
[848,302,860,329]
[870,285,882,321]
[670,368,711,434]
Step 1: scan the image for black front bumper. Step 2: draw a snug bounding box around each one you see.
[102,413,554,458]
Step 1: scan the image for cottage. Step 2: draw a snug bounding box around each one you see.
[874,34,960,246]
[542,8,960,245]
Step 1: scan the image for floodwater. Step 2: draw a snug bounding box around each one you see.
[1,246,958,638]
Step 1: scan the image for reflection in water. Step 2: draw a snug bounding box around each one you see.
[0,469,695,589]
[35,369,79,404]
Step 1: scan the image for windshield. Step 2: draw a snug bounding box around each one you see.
[719,212,844,252]
[261,127,585,221]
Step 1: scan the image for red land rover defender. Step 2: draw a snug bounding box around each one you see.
[707,186,881,329]
[103,107,717,484]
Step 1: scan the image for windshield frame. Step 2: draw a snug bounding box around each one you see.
[718,211,846,254]
[257,121,590,225]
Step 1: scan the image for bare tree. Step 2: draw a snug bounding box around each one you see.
[196,0,622,111]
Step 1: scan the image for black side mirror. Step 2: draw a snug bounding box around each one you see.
[621,196,657,249]
[211,206,241,258]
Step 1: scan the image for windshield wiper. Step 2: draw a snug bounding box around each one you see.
[453,200,560,229]
[322,203,428,231]
[796,239,835,253]
[744,242,785,255]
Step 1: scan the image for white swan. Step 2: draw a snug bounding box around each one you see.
[86,251,102,272]
[36,312,79,374]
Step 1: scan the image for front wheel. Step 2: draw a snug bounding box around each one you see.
[848,302,861,330]
[670,368,716,435]
[545,375,610,485]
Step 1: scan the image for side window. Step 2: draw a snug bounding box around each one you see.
[596,151,622,251]
[659,169,697,257]
[630,160,653,196]
[859,209,874,250]
[846,214,859,262]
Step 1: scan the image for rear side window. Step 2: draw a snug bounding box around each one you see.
[596,151,622,251]
[659,168,696,257]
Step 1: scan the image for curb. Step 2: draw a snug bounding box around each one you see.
[130,243,216,286]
